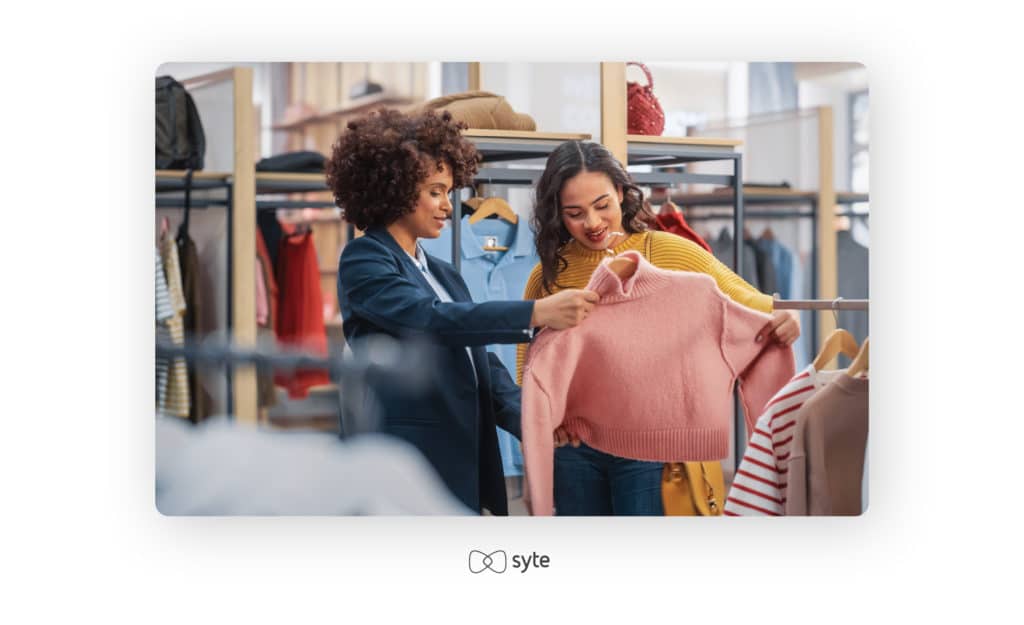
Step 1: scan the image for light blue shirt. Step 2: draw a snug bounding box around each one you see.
[421,215,540,476]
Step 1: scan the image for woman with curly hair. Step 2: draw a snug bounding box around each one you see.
[516,140,800,516]
[327,109,597,515]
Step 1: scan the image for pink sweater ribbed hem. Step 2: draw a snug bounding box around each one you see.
[562,418,730,462]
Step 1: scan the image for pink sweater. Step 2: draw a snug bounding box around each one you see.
[521,251,795,515]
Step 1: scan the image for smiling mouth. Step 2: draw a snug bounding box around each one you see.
[585,227,608,242]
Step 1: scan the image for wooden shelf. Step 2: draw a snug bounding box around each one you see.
[255,172,327,184]
[156,170,231,180]
[627,135,743,147]
[270,96,416,131]
[463,129,592,141]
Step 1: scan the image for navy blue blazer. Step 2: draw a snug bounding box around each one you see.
[337,227,534,514]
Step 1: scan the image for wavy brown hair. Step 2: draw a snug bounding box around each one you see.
[531,141,652,294]
[325,109,481,230]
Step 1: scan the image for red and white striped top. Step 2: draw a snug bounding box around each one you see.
[724,366,842,516]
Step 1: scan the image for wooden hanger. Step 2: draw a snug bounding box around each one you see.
[463,196,484,213]
[847,337,869,378]
[468,197,518,225]
[812,328,860,370]
[659,198,681,216]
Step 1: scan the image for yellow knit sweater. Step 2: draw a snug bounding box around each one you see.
[516,230,773,384]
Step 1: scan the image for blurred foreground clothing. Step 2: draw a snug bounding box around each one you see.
[155,417,470,515]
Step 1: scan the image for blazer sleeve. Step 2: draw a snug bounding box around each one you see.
[338,236,534,347]
[515,263,546,386]
[486,351,522,440]
[717,293,797,434]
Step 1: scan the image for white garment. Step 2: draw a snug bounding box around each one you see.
[155,417,470,515]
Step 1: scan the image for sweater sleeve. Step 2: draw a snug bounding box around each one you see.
[783,413,810,515]
[516,264,546,386]
[718,293,797,434]
[649,231,774,313]
[520,335,572,516]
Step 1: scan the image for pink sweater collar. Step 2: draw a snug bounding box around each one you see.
[586,250,674,303]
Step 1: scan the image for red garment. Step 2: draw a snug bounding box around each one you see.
[274,231,330,398]
[654,212,713,253]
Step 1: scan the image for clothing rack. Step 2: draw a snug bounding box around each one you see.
[253,173,356,253]
[156,170,236,415]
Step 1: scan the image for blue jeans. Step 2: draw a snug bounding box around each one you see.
[553,443,664,516]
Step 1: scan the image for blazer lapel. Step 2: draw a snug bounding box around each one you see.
[366,228,436,294]
[426,256,471,303]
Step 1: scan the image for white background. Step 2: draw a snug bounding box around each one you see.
[1,0,1021,621]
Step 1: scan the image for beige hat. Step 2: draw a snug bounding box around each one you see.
[420,91,536,131]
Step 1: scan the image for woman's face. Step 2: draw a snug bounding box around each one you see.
[394,161,454,240]
[559,170,625,251]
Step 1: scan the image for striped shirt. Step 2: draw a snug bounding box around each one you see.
[723,365,842,516]
[156,248,173,415]
[160,237,191,418]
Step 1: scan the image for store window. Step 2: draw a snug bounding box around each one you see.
[849,89,869,211]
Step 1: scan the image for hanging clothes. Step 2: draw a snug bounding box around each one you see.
[755,235,795,299]
[258,211,285,275]
[274,231,331,398]
[653,211,713,253]
[747,234,777,296]
[421,214,538,477]
[710,228,761,291]
[256,230,279,328]
[837,222,870,359]
[155,248,174,414]
[783,374,869,515]
[723,365,844,516]
[160,236,191,418]
[176,225,209,422]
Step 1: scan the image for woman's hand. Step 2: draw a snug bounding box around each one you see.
[554,426,580,448]
[531,289,599,330]
[756,310,800,346]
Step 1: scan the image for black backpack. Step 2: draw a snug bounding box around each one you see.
[155,76,206,170]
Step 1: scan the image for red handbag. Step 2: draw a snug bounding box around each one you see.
[626,62,665,136]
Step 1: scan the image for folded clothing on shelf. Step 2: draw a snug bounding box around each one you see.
[256,151,326,173]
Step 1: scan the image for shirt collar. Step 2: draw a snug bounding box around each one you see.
[405,244,430,273]
[458,213,533,261]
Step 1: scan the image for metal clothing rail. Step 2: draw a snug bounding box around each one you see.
[774,298,869,311]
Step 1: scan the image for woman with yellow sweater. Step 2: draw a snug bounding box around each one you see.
[517,140,799,515]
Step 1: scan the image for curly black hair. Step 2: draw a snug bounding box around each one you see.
[324,109,481,231]
[532,141,652,294]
